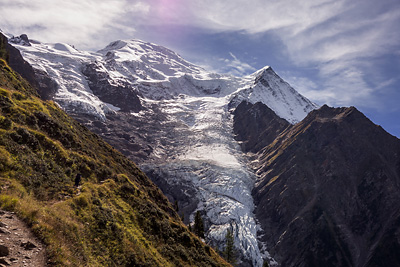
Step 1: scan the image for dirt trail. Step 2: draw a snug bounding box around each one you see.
[0,210,46,267]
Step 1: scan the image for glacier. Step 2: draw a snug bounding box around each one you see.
[141,95,263,266]
[10,36,317,266]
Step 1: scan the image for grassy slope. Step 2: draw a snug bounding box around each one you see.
[0,47,229,266]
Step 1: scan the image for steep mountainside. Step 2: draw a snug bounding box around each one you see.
[234,102,400,266]
[0,33,230,267]
[7,33,318,266]
[233,101,290,154]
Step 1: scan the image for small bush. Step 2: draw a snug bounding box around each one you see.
[12,91,27,101]
[0,115,12,129]
[74,195,89,208]
[0,195,19,210]
[0,146,12,170]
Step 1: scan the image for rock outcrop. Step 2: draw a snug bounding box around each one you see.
[1,34,57,100]
[82,62,143,112]
[233,101,290,153]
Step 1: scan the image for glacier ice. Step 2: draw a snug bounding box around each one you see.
[142,95,264,266]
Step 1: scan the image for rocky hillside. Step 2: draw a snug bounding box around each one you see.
[233,101,400,266]
[0,33,230,267]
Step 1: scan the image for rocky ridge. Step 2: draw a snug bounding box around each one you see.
[233,102,400,266]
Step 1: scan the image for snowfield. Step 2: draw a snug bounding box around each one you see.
[11,36,317,266]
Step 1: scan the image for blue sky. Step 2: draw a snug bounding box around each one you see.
[1,0,399,137]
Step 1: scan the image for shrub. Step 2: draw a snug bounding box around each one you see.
[0,146,12,170]
[0,195,18,210]
[0,115,12,129]
[74,195,89,208]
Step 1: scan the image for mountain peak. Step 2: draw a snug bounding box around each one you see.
[101,39,128,50]
[255,65,273,74]
[97,38,205,79]
[251,65,271,78]
[305,104,366,124]
[99,38,182,61]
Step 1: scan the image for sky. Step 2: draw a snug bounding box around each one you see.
[1,0,399,137]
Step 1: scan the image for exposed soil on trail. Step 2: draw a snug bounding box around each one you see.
[0,210,46,267]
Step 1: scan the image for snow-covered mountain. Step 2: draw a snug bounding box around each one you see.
[9,34,317,266]
[10,36,315,122]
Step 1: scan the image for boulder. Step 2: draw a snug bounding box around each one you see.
[0,244,9,257]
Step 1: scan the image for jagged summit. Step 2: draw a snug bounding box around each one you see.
[99,39,187,63]
[252,66,291,89]
[229,65,318,124]
[299,105,376,128]
[252,65,272,79]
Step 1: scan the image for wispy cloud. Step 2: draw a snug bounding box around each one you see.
[219,52,257,76]
[133,0,399,108]
[190,52,257,77]
[184,0,400,108]
[0,0,149,49]
[1,0,399,109]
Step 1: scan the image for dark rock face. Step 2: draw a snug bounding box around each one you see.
[0,244,9,257]
[1,33,56,100]
[2,34,38,88]
[71,103,174,164]
[72,111,155,163]
[8,44,39,89]
[141,165,199,225]
[233,103,400,267]
[82,62,143,112]
[0,33,9,62]
[233,101,290,153]
[31,69,59,100]
[9,34,31,46]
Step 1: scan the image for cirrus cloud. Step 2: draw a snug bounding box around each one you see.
[1,0,399,112]
[0,0,148,49]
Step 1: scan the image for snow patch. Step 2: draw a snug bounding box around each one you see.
[51,43,78,53]
[104,102,121,112]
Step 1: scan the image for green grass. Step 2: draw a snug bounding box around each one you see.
[0,55,230,267]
